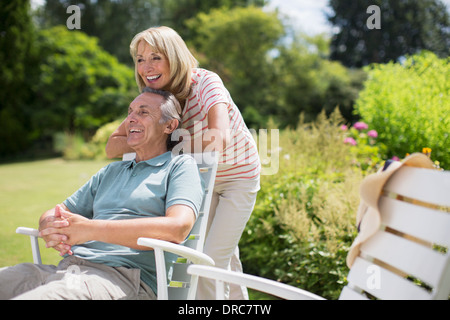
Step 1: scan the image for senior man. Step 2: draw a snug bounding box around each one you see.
[0,88,204,300]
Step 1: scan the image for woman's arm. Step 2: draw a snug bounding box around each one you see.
[105,119,134,159]
[188,103,231,153]
[106,103,231,157]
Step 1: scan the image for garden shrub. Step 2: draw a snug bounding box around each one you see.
[354,51,449,169]
[55,119,122,160]
[341,121,387,173]
[240,109,380,299]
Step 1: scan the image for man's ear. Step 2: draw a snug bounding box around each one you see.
[164,119,179,134]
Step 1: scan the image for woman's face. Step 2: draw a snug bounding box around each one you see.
[136,41,171,91]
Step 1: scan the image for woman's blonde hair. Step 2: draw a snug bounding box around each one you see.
[130,26,199,102]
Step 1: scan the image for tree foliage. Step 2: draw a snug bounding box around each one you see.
[355,51,449,168]
[186,6,284,126]
[31,26,135,138]
[328,0,450,67]
[36,0,163,64]
[273,34,366,127]
[162,0,267,39]
[0,0,38,156]
[7,0,443,160]
[36,0,267,65]
[186,7,365,128]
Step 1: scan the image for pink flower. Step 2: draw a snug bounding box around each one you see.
[344,137,357,146]
[367,130,378,138]
[392,156,400,161]
[340,125,348,131]
[353,122,368,130]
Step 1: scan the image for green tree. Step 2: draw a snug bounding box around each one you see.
[355,51,449,168]
[164,0,267,39]
[31,26,135,141]
[186,7,365,128]
[35,0,267,65]
[36,0,162,64]
[268,33,366,127]
[328,0,450,67]
[0,0,38,157]
[186,6,284,127]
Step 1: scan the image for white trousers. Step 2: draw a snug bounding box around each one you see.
[196,178,260,300]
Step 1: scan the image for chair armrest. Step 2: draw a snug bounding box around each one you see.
[137,237,214,300]
[137,238,214,266]
[16,227,40,237]
[16,227,42,265]
[187,265,325,300]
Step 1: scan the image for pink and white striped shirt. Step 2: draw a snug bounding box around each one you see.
[181,68,260,181]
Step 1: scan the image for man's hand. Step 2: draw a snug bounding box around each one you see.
[53,205,91,246]
[39,205,72,256]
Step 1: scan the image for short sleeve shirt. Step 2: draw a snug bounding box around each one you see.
[181,68,261,181]
[63,152,204,293]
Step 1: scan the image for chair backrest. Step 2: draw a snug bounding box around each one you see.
[167,152,218,299]
[125,152,218,299]
[181,153,217,252]
[340,166,450,300]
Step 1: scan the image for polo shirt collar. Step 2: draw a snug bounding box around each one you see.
[126,152,172,169]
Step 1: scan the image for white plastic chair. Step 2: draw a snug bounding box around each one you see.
[136,152,218,299]
[16,152,218,300]
[188,165,450,300]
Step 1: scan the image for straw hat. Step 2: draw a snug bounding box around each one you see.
[346,153,435,267]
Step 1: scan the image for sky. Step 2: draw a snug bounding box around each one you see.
[265,0,450,36]
[265,0,334,36]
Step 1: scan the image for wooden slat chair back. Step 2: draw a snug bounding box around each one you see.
[341,166,450,300]
[188,163,450,300]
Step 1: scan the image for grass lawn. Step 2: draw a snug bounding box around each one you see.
[0,158,111,267]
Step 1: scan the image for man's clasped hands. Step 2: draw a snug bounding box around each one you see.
[38,204,90,257]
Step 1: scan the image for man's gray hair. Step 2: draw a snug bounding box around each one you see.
[141,87,182,124]
[141,87,182,150]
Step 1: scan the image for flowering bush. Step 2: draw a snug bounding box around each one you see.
[341,121,386,172]
[367,130,378,138]
[353,121,368,131]
[355,51,449,169]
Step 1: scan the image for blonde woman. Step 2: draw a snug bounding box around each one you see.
[106,26,260,300]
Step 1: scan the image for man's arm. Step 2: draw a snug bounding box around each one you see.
[40,204,196,251]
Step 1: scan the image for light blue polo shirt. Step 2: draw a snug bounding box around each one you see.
[63,152,204,294]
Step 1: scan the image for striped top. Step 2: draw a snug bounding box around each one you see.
[181,68,260,181]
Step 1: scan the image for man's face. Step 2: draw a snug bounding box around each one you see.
[125,93,168,153]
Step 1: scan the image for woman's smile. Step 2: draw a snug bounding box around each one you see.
[136,41,171,90]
